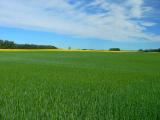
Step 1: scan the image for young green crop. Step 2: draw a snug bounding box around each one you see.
[0,51,160,119]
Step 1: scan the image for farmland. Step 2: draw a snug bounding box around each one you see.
[0,51,160,119]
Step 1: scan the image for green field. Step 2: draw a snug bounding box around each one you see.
[0,51,160,120]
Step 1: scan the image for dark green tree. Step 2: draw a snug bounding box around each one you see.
[109,48,120,51]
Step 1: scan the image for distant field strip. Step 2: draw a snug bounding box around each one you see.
[0,49,136,52]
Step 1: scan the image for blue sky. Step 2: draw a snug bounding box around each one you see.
[0,0,160,50]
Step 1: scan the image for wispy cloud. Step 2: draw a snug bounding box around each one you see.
[0,0,159,42]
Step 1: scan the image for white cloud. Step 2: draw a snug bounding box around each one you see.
[0,0,159,42]
[127,0,144,18]
[141,22,156,27]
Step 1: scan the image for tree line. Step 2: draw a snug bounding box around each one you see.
[80,48,121,51]
[0,39,57,49]
[139,48,160,52]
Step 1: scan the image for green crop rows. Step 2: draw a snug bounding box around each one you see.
[0,51,160,120]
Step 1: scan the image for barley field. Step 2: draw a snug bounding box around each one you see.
[0,51,160,120]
